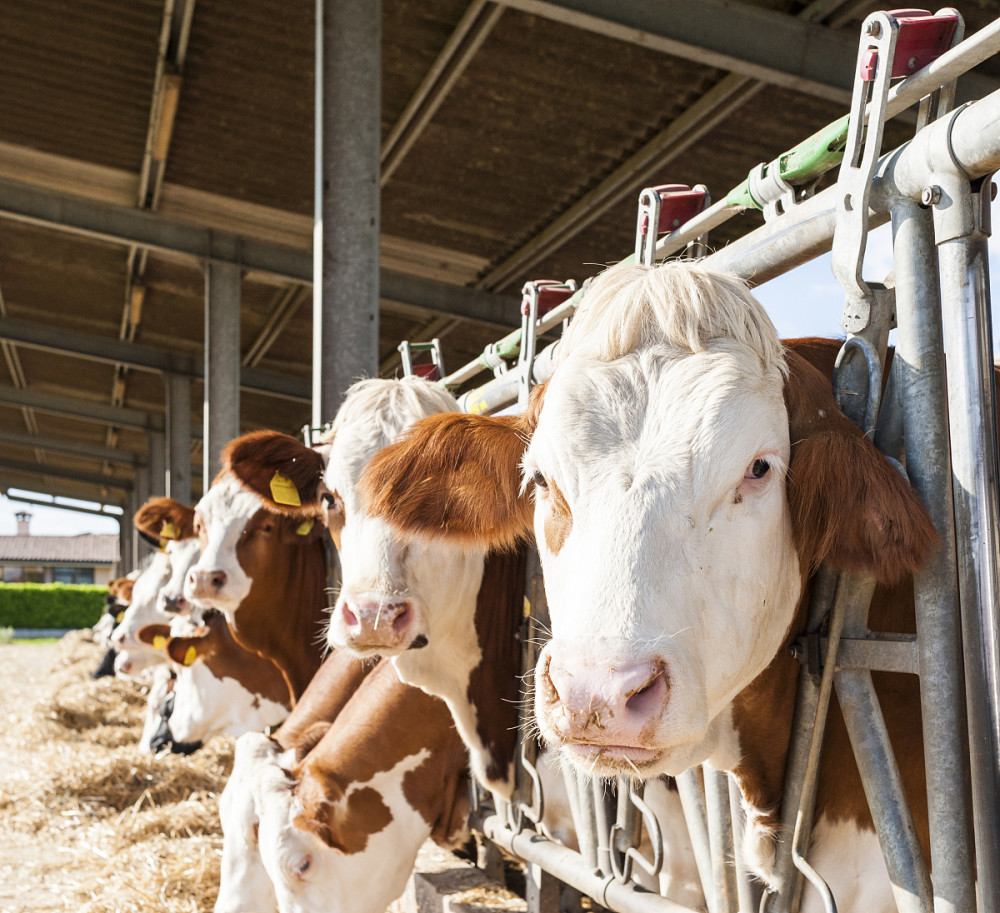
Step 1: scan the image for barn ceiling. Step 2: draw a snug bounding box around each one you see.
[1,0,999,509]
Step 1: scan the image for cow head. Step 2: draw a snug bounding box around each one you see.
[134,496,199,614]
[359,261,937,781]
[219,377,463,656]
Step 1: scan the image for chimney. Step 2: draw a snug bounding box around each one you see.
[15,512,31,537]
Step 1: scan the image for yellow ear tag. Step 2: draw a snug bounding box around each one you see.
[116,611,125,624]
[160,521,178,540]
[295,517,315,536]
[183,646,197,666]
[270,471,302,507]
[153,635,167,650]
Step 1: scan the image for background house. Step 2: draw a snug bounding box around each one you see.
[0,512,118,585]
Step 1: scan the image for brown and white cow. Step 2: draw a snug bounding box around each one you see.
[241,660,471,913]
[136,610,291,749]
[357,262,941,912]
[216,649,372,913]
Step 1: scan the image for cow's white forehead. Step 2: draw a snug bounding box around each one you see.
[530,345,787,504]
[197,473,264,525]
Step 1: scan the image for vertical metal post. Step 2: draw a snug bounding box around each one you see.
[148,430,166,498]
[119,495,133,574]
[675,769,715,913]
[313,0,381,425]
[166,372,191,507]
[703,768,736,913]
[203,260,241,487]
[936,175,1000,911]
[890,194,977,913]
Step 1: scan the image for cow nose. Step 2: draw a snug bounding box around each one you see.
[187,569,227,597]
[162,593,190,614]
[337,596,416,650]
[539,653,668,745]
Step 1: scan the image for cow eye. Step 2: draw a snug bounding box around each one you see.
[532,470,548,491]
[323,492,344,515]
[746,458,770,480]
[292,854,312,878]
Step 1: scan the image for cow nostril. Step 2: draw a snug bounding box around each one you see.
[211,571,227,590]
[624,667,667,714]
[541,656,562,704]
[390,603,412,634]
[341,605,358,628]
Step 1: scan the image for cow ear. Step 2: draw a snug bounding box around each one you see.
[784,349,938,584]
[222,431,327,517]
[134,497,194,541]
[166,632,210,666]
[137,624,172,647]
[359,384,548,550]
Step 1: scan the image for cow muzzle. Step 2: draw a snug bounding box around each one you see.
[186,568,228,600]
[329,594,420,655]
[535,649,669,773]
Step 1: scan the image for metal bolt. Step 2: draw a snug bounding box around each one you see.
[866,20,881,37]
[908,55,918,71]
[921,185,942,207]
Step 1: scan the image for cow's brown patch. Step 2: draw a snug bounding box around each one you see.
[294,782,393,854]
[360,382,548,551]
[543,480,573,555]
[134,497,196,541]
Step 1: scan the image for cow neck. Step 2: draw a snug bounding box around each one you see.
[465,545,529,795]
[232,532,327,702]
[200,615,291,710]
[274,650,372,752]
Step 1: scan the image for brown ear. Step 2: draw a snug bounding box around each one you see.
[359,383,547,550]
[134,497,196,541]
[137,623,172,647]
[222,430,327,517]
[784,349,938,584]
[117,579,136,604]
[166,628,213,665]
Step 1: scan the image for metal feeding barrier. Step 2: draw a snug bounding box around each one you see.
[393,9,1000,912]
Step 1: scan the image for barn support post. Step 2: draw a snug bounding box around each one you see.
[133,464,151,564]
[148,430,166,498]
[203,260,241,487]
[166,372,191,507]
[890,194,977,913]
[119,494,134,574]
[933,173,1000,912]
[312,0,381,425]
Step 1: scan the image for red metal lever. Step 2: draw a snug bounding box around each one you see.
[521,280,577,318]
[887,9,960,78]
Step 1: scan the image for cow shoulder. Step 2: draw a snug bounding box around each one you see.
[783,348,937,584]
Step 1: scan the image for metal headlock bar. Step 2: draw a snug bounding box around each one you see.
[393,10,1000,913]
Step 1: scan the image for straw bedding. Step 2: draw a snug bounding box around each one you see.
[0,632,232,912]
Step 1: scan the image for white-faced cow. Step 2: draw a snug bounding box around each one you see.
[356,262,940,913]
[136,609,291,749]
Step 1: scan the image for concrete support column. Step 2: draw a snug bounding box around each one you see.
[312,0,381,425]
[203,261,242,486]
[166,372,191,507]
[120,493,135,574]
[148,431,166,498]
[133,465,151,565]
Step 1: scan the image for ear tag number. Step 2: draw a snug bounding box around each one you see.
[183,646,197,666]
[296,517,315,536]
[160,521,178,540]
[270,471,302,507]
[153,635,167,650]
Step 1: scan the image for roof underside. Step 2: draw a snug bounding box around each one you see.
[1,0,999,508]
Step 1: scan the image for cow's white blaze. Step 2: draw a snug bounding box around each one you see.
[528,263,800,778]
[185,476,264,615]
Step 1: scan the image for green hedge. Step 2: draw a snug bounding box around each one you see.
[0,583,106,629]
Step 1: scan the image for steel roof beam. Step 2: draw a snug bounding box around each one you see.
[0,429,142,466]
[1,490,126,518]
[0,458,132,492]
[0,316,310,402]
[0,179,519,327]
[507,0,999,105]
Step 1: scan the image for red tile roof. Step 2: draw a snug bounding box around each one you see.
[0,534,118,565]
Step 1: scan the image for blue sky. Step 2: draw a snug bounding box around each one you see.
[4,208,999,539]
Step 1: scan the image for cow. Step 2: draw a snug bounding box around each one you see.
[91,575,136,678]
[135,609,291,750]
[355,261,941,913]
[203,377,462,703]
[112,498,202,676]
[233,660,471,913]
[216,649,372,913]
